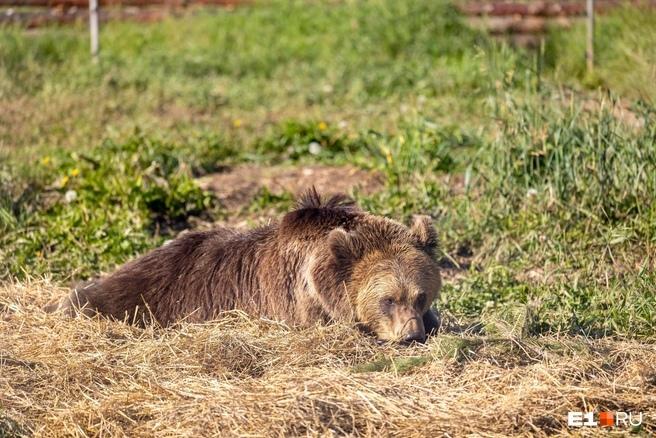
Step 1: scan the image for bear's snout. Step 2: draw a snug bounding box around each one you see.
[402,330,426,344]
[400,318,426,344]
[394,307,426,344]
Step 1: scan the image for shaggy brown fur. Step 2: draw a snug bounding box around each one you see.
[47,189,442,342]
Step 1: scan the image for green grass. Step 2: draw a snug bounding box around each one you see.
[0,0,503,161]
[0,133,235,279]
[546,5,656,103]
[1,0,655,339]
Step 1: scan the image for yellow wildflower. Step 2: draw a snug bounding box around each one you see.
[381,145,393,165]
[70,168,80,177]
[318,121,328,131]
[232,119,243,128]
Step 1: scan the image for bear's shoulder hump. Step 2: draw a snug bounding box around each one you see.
[280,187,362,235]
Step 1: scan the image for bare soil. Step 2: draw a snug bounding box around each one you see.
[196,163,384,211]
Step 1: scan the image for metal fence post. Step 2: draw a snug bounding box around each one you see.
[89,0,99,61]
[586,0,595,72]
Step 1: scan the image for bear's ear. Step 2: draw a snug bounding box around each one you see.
[327,228,363,266]
[409,215,438,254]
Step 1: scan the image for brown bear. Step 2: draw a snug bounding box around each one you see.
[47,189,442,343]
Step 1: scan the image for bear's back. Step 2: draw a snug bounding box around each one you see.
[278,189,363,240]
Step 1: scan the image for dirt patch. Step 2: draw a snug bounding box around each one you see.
[196,164,384,211]
[195,165,477,279]
[438,253,476,283]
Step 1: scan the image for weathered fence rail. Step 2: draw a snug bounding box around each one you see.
[0,0,236,7]
[1,0,654,31]
[459,0,656,17]
[0,0,238,28]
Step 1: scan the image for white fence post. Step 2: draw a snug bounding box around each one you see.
[586,0,595,72]
[89,0,99,61]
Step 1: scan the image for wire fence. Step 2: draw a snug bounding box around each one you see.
[2,0,655,71]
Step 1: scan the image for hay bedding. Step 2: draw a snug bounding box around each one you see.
[1,281,654,437]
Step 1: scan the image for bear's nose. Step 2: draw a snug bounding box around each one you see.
[402,332,426,345]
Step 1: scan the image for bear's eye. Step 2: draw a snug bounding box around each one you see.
[416,292,427,308]
[381,297,395,313]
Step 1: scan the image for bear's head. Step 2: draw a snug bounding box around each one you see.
[314,214,442,343]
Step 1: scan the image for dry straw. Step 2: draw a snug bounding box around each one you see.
[1,280,654,437]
